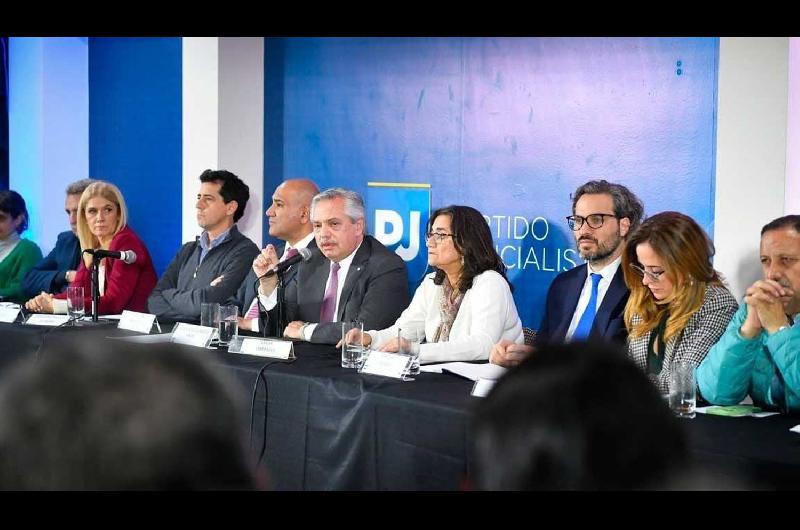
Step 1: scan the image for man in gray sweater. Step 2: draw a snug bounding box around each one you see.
[147,169,260,322]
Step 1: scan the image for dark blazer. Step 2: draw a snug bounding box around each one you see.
[261,235,410,344]
[536,263,629,346]
[21,230,81,297]
[233,238,319,334]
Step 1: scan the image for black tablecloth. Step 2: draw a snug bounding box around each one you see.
[684,411,800,489]
[2,320,800,490]
[0,321,478,490]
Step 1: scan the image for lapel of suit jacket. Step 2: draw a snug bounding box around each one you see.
[282,238,319,286]
[336,237,371,321]
[554,264,587,340]
[298,246,329,319]
[591,265,627,336]
[68,234,82,269]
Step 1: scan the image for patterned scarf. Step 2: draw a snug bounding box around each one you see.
[432,278,465,343]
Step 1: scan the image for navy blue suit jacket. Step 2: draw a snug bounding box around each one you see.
[21,230,81,297]
[536,263,629,346]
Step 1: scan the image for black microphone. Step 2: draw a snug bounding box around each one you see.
[83,249,137,264]
[262,247,312,278]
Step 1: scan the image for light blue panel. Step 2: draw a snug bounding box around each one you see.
[89,37,182,276]
[274,37,719,328]
[41,38,89,250]
[9,38,44,242]
[9,37,89,253]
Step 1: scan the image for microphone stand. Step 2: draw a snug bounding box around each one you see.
[91,255,100,322]
[275,269,287,338]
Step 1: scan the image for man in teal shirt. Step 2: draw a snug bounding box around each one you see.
[698,215,800,412]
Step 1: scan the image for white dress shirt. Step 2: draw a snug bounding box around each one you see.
[564,256,622,341]
[299,240,362,340]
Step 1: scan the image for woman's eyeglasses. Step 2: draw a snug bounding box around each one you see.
[629,263,665,282]
[425,232,454,243]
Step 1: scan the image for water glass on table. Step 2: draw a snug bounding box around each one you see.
[669,361,696,419]
[201,302,220,328]
[216,305,239,346]
[398,327,421,378]
[341,320,365,368]
[66,286,85,321]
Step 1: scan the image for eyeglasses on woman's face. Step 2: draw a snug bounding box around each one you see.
[629,263,665,283]
[425,231,454,244]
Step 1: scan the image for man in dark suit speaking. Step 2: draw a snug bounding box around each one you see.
[491,179,644,367]
[249,187,410,344]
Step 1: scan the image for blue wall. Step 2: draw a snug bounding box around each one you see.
[89,37,182,276]
[267,37,720,328]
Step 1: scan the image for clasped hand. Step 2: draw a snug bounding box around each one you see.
[490,340,534,368]
[24,292,55,313]
[741,279,793,336]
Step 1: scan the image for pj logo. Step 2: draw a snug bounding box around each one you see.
[366,182,431,292]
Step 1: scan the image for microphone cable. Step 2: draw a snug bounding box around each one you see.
[248,356,296,468]
[31,313,79,363]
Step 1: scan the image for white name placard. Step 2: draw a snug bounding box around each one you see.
[228,336,294,359]
[0,306,20,323]
[359,350,410,379]
[170,322,215,348]
[118,310,157,334]
[470,378,497,397]
[25,314,71,327]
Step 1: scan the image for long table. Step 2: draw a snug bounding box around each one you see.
[2,321,800,490]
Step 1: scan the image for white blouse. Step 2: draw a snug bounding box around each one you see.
[368,270,524,364]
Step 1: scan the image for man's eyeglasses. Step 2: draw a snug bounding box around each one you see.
[566,213,618,231]
[426,232,454,243]
[629,263,665,283]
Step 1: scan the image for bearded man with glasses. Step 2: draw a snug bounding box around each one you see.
[491,180,644,367]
